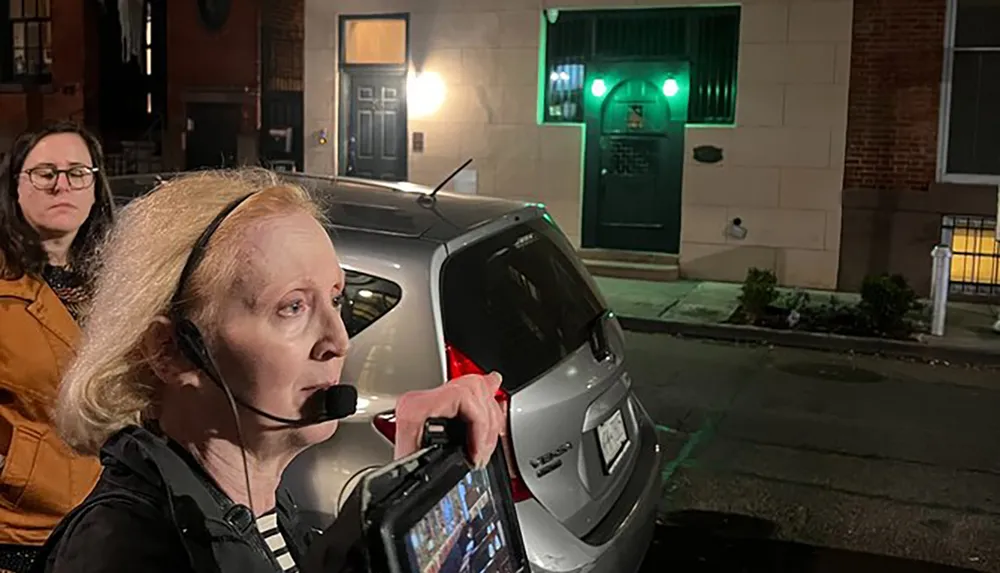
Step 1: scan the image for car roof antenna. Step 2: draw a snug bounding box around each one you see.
[419,157,473,206]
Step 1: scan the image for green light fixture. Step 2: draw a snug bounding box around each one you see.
[590,78,607,97]
[662,78,679,97]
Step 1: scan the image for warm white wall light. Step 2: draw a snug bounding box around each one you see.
[408,71,445,118]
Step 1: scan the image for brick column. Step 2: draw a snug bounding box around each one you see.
[844,0,947,192]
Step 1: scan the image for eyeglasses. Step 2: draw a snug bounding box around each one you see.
[22,165,98,191]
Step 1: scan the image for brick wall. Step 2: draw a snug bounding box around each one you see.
[0,0,90,142]
[262,0,304,91]
[165,0,260,131]
[161,0,261,167]
[843,0,947,191]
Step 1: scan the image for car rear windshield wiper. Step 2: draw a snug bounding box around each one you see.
[587,310,614,363]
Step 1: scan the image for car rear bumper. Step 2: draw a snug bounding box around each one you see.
[516,396,663,573]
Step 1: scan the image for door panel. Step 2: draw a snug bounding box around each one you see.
[345,73,406,181]
[598,136,666,231]
[260,91,304,172]
[185,102,241,170]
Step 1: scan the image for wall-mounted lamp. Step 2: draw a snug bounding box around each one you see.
[727,217,747,240]
[546,9,559,24]
[662,77,679,97]
[590,78,607,97]
[408,71,446,119]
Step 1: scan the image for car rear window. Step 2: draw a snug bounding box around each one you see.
[110,175,173,205]
[342,270,402,338]
[441,218,606,392]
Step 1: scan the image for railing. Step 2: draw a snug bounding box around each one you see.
[105,113,164,176]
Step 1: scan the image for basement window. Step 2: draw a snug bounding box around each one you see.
[941,215,1000,296]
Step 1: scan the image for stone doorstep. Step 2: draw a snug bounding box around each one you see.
[580,249,681,282]
[578,248,679,265]
[617,315,1000,367]
[585,259,681,282]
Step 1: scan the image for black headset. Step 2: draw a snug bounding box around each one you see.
[169,194,357,427]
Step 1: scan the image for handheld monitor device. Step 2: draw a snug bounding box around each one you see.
[363,418,528,573]
[303,418,529,573]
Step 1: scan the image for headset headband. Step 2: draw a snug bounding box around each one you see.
[169,193,254,315]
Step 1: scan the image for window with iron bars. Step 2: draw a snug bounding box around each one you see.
[940,215,1000,296]
[542,7,740,126]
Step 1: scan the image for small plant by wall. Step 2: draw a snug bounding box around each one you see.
[733,269,923,339]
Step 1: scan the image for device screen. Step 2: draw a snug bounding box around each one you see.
[403,465,517,573]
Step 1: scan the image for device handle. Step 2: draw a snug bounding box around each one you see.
[420,417,467,449]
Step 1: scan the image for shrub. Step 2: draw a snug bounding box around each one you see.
[857,273,919,337]
[739,267,778,322]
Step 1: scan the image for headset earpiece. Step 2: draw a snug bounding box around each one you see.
[173,317,213,375]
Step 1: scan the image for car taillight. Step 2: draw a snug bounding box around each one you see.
[445,343,533,503]
[371,343,534,503]
[372,411,397,443]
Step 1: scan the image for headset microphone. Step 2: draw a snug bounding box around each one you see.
[236,383,358,426]
[173,316,358,427]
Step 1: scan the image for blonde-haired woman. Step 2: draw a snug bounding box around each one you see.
[32,169,504,573]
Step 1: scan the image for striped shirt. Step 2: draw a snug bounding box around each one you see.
[256,510,299,573]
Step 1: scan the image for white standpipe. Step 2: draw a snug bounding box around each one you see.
[930,245,952,337]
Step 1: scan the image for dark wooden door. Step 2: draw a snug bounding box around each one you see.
[344,72,406,181]
[185,102,241,170]
[583,62,688,254]
[260,91,304,172]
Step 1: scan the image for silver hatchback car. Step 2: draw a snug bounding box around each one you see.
[111,171,663,573]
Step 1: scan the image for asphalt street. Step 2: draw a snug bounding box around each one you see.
[625,332,1000,572]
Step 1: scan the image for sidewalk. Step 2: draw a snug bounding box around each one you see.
[596,277,1000,366]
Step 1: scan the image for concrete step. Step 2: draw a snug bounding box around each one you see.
[583,259,680,282]
[578,248,679,266]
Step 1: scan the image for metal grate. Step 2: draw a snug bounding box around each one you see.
[543,7,740,125]
[941,215,1000,296]
[606,138,655,177]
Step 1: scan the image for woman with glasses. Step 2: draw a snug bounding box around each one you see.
[0,121,115,573]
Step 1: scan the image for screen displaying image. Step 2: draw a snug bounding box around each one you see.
[404,466,517,573]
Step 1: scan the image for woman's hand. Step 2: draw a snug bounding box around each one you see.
[393,372,505,467]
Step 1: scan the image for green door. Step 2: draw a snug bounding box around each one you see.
[582,61,690,254]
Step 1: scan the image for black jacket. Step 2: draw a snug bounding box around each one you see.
[28,426,321,573]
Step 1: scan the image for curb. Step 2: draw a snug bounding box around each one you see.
[617,316,1000,366]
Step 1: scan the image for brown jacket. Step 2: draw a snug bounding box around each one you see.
[0,273,101,546]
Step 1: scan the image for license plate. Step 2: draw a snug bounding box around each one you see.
[597,409,628,472]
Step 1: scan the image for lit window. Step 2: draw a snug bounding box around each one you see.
[342,18,406,65]
[7,0,53,80]
[144,3,152,75]
[942,215,1000,295]
[546,63,584,121]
